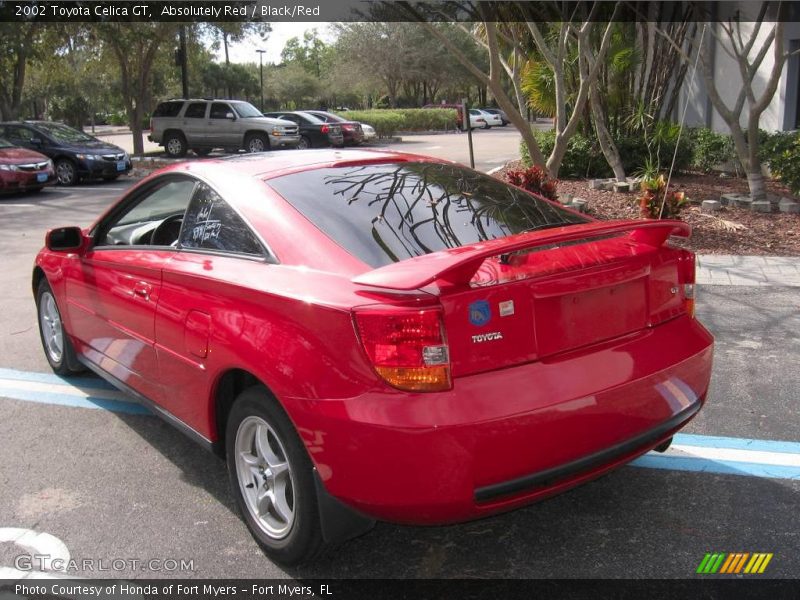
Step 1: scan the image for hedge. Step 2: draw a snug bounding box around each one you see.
[520,126,691,178]
[338,108,458,138]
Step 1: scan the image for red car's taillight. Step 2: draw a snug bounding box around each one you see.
[679,250,696,317]
[321,125,330,134]
[354,309,451,392]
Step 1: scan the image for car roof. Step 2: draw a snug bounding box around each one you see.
[162,148,450,181]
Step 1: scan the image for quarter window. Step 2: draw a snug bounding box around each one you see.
[180,183,264,257]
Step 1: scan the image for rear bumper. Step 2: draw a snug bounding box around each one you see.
[288,314,713,524]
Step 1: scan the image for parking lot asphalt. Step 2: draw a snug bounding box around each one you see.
[0,177,798,580]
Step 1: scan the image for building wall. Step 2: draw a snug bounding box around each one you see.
[679,18,800,133]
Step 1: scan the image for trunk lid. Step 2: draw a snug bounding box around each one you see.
[353,220,694,377]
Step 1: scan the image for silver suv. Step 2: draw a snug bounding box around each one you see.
[148,99,300,157]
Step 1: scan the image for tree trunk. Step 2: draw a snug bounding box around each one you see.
[590,86,626,180]
[746,171,767,202]
[129,105,144,155]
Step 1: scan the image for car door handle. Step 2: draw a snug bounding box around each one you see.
[133,282,152,300]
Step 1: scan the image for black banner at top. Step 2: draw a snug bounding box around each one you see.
[0,1,791,23]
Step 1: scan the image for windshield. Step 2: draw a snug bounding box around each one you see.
[0,137,14,149]
[267,162,587,268]
[232,102,264,118]
[33,123,95,144]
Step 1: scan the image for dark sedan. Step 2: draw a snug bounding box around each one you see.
[262,111,344,149]
[0,121,131,186]
[0,137,55,194]
[304,110,364,145]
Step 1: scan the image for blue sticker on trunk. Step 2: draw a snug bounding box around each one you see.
[469,300,491,326]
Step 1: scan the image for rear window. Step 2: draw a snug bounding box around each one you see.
[267,162,587,268]
[153,101,184,118]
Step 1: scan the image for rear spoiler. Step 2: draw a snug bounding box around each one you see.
[352,219,690,291]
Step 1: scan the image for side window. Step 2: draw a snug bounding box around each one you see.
[4,126,32,145]
[209,103,232,119]
[280,114,299,124]
[153,101,183,118]
[180,183,264,257]
[96,178,197,247]
[184,103,208,119]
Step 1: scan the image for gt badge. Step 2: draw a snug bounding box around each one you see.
[468,300,491,326]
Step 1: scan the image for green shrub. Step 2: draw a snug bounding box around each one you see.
[759,130,800,194]
[521,130,612,178]
[520,123,691,179]
[108,111,127,126]
[342,109,458,137]
[688,127,735,172]
[343,110,405,138]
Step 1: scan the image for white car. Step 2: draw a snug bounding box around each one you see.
[470,109,502,128]
[467,109,488,130]
[361,123,377,141]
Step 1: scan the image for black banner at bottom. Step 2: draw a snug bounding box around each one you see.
[3,579,800,600]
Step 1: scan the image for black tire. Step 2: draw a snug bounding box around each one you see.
[164,131,188,158]
[36,279,84,376]
[226,386,324,565]
[245,133,269,153]
[297,136,311,150]
[482,123,491,130]
[55,159,78,186]
[193,148,212,157]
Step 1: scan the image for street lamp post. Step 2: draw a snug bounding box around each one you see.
[256,49,267,112]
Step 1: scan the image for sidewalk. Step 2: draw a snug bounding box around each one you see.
[697,255,800,286]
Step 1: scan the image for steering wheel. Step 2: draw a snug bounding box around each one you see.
[150,214,184,247]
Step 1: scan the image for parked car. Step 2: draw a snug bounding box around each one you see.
[482,108,510,125]
[0,121,130,186]
[33,149,713,566]
[148,99,300,157]
[360,123,377,141]
[263,111,344,149]
[303,110,365,145]
[469,108,501,129]
[0,137,55,194]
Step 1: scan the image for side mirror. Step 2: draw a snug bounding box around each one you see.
[225,112,236,120]
[46,226,85,253]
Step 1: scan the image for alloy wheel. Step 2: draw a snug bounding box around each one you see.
[234,416,296,539]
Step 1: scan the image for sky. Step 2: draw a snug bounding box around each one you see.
[215,22,334,65]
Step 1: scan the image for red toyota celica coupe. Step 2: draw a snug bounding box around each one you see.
[33,149,713,564]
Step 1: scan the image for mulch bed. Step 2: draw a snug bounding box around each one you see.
[496,161,800,256]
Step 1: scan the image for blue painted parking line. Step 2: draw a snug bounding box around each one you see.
[671,432,800,455]
[630,454,800,480]
[1,368,798,481]
[0,367,149,415]
[0,367,117,391]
